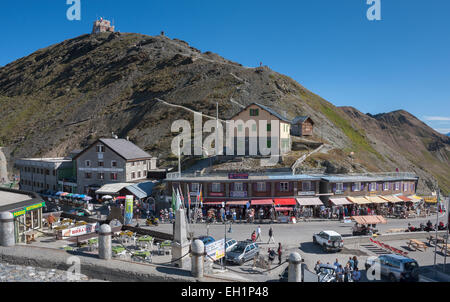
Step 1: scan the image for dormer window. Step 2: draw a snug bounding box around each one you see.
[96,145,105,153]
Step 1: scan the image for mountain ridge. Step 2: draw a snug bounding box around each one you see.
[0,32,449,194]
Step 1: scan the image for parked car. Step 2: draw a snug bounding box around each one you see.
[225,239,238,252]
[225,241,260,265]
[317,264,337,282]
[197,236,215,246]
[313,230,344,252]
[365,254,419,282]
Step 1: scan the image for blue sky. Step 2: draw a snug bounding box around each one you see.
[0,0,449,134]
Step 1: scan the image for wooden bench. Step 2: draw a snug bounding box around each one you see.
[427,236,446,245]
[407,239,427,251]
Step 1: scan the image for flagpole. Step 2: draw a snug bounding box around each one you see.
[433,188,440,272]
[444,196,449,272]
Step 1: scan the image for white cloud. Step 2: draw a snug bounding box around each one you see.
[424,116,450,121]
[434,128,450,134]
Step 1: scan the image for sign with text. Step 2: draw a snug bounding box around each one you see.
[228,173,249,180]
[205,239,225,261]
[61,223,98,238]
[124,195,134,225]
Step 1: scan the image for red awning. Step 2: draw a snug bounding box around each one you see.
[251,199,273,206]
[274,198,297,206]
[116,196,126,199]
[397,196,412,202]
[275,207,293,212]
[226,200,249,206]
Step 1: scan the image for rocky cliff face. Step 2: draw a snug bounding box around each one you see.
[0,32,448,194]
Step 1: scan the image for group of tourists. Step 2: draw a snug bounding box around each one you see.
[315,256,362,282]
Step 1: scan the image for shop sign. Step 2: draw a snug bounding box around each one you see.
[228,173,249,180]
[13,210,26,217]
[209,192,225,197]
[298,191,315,196]
[61,223,98,238]
[230,191,247,198]
[11,202,46,218]
[124,195,134,225]
[424,197,437,203]
[205,239,225,261]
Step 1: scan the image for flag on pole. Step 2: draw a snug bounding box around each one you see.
[178,187,185,209]
[187,185,191,207]
[171,188,177,212]
[175,189,182,211]
[199,185,203,208]
[438,194,443,214]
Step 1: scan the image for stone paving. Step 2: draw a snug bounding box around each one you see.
[0,262,92,282]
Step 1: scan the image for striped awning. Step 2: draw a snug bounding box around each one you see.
[296,197,323,206]
[380,195,403,203]
[408,195,422,203]
[226,200,249,206]
[365,196,389,204]
[397,195,412,202]
[352,215,387,225]
[251,199,273,206]
[348,196,372,205]
[330,198,352,206]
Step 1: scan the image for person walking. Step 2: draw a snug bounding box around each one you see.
[268,226,275,244]
[277,243,283,265]
[256,225,262,242]
[251,231,257,242]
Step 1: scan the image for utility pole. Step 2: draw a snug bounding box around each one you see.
[444,196,449,272]
[178,136,181,177]
[433,186,440,273]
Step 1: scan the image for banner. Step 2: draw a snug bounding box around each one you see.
[61,222,98,238]
[205,239,225,261]
[124,195,134,225]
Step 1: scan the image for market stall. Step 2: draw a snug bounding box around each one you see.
[296,197,324,218]
[351,215,387,236]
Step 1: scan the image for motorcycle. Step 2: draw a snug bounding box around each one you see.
[145,217,159,227]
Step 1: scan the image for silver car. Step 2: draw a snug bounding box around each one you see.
[225,239,238,252]
[365,254,419,282]
[225,241,260,265]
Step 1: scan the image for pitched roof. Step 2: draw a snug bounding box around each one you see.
[253,103,292,123]
[292,116,313,124]
[99,138,152,160]
[231,103,292,123]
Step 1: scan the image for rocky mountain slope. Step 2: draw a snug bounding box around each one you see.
[0,32,448,194]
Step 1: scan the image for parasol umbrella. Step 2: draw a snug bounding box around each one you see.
[83,196,92,201]
[102,195,113,200]
[55,192,64,196]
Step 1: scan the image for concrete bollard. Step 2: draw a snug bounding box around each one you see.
[0,212,15,247]
[191,240,205,278]
[98,224,112,260]
[288,252,302,282]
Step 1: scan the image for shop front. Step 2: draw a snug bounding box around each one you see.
[0,188,46,244]
[12,202,45,243]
